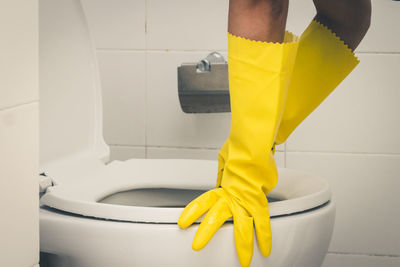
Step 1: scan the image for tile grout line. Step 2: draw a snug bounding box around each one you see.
[0,100,39,112]
[284,142,287,168]
[96,48,228,53]
[327,251,400,258]
[110,144,284,152]
[95,48,400,55]
[109,144,146,148]
[356,51,400,55]
[285,150,400,157]
[144,0,148,159]
[108,144,400,157]
[110,144,219,150]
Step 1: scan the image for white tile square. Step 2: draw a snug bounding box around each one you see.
[322,253,400,267]
[286,54,400,154]
[97,51,146,146]
[288,0,400,53]
[275,143,285,152]
[146,51,231,148]
[82,0,146,49]
[109,145,146,161]
[357,0,400,53]
[0,103,39,267]
[146,148,284,169]
[146,0,228,50]
[146,147,219,160]
[286,152,400,255]
[274,151,285,168]
[0,0,38,110]
[286,0,316,37]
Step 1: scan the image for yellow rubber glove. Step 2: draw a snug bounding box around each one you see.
[218,21,359,178]
[178,32,298,267]
[216,31,295,189]
[276,20,360,144]
[216,139,228,188]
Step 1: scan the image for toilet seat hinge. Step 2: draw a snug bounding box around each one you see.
[39,172,54,197]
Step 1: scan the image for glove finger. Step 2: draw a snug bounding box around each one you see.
[233,205,254,267]
[254,213,272,257]
[192,198,232,251]
[178,189,218,229]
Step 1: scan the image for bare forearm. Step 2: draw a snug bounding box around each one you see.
[313,0,371,50]
[228,0,289,43]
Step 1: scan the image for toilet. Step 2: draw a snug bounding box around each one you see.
[39,1,336,267]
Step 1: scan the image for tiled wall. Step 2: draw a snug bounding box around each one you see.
[0,1,39,267]
[82,0,400,266]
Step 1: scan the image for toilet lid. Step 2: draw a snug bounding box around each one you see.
[40,0,109,166]
[40,158,331,223]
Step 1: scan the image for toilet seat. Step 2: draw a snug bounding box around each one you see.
[39,0,331,226]
[40,157,331,223]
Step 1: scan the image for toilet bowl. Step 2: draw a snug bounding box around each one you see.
[39,1,336,266]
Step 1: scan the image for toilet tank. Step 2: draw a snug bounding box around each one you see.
[40,0,109,167]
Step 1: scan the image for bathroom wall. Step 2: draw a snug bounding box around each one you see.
[0,1,39,267]
[82,0,400,266]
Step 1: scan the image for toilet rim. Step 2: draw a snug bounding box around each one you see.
[40,158,331,223]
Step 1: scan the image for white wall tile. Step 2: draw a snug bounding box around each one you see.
[286,54,400,154]
[147,147,218,160]
[287,0,400,53]
[0,0,38,110]
[146,148,284,169]
[322,253,400,267]
[146,0,228,50]
[0,103,39,267]
[286,0,316,37]
[275,143,285,152]
[109,145,146,161]
[0,2,38,266]
[97,51,146,146]
[286,152,400,255]
[82,0,145,49]
[146,51,231,148]
[274,151,285,169]
[357,0,400,53]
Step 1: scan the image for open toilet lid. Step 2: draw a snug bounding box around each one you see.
[40,158,331,223]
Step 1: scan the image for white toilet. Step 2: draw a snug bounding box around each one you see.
[39,1,336,266]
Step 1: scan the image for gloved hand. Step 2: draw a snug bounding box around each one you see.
[178,32,298,267]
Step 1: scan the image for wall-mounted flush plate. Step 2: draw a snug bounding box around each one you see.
[177,52,230,113]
